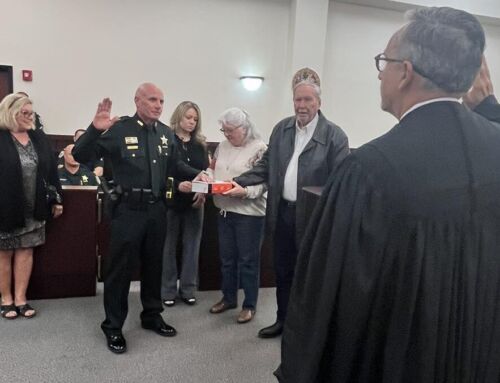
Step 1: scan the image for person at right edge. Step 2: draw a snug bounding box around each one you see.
[234,67,350,338]
[275,7,500,383]
[73,83,201,354]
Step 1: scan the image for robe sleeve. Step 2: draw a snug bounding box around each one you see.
[275,150,391,383]
[233,146,270,187]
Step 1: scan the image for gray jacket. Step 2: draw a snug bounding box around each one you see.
[234,110,349,247]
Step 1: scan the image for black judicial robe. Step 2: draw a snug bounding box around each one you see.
[275,100,500,383]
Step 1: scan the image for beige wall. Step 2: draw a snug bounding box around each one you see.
[0,0,291,141]
[0,0,498,146]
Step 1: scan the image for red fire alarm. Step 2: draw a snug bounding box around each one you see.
[22,70,33,82]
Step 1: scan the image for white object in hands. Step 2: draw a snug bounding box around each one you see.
[192,181,209,193]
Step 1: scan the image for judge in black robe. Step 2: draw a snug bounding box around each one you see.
[276,7,500,383]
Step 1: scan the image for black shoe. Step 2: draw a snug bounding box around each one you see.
[181,296,196,305]
[142,321,177,337]
[105,333,127,354]
[163,299,175,307]
[258,320,284,338]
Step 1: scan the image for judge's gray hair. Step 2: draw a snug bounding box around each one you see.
[397,7,485,93]
[218,107,261,141]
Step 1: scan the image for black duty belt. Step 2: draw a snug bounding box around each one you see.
[121,188,162,204]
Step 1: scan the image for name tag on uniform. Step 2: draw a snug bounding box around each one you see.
[127,145,139,150]
[125,137,138,144]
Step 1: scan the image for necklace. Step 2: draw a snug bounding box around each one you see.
[177,133,190,142]
[177,134,191,162]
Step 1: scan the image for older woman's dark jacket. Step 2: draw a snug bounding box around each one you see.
[0,128,62,232]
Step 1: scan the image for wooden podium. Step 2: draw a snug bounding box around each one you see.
[28,186,98,299]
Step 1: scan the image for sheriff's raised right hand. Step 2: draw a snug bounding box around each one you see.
[93,98,120,131]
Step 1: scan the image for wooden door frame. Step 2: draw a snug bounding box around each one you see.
[0,65,14,100]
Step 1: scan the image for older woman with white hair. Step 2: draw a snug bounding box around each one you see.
[0,93,63,320]
[207,107,267,324]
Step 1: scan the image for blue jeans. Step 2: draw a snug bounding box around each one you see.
[217,211,264,310]
[161,207,204,300]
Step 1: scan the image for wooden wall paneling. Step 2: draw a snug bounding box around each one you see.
[28,187,98,299]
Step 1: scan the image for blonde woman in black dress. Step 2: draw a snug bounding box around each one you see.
[0,93,63,319]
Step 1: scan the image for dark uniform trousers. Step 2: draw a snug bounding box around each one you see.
[101,198,167,335]
[274,199,298,322]
[72,116,200,335]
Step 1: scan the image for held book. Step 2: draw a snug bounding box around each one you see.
[191,181,233,194]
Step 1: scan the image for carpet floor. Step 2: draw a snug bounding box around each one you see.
[0,285,281,383]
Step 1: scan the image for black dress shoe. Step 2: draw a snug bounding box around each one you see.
[142,321,177,337]
[105,333,127,354]
[163,299,175,307]
[258,320,284,338]
[181,297,196,305]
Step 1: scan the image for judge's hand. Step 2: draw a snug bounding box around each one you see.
[222,181,247,198]
[192,192,206,208]
[178,181,192,193]
[52,204,63,218]
[93,98,120,131]
[463,56,494,110]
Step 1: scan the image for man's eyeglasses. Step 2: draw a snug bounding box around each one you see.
[374,53,405,72]
[374,53,428,79]
[19,110,34,119]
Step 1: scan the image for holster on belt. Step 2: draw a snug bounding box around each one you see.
[99,177,122,219]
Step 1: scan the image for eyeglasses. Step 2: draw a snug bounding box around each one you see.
[19,110,34,119]
[374,53,405,72]
[374,53,428,79]
[219,126,242,134]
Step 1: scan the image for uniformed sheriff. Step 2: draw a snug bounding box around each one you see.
[73,83,200,354]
